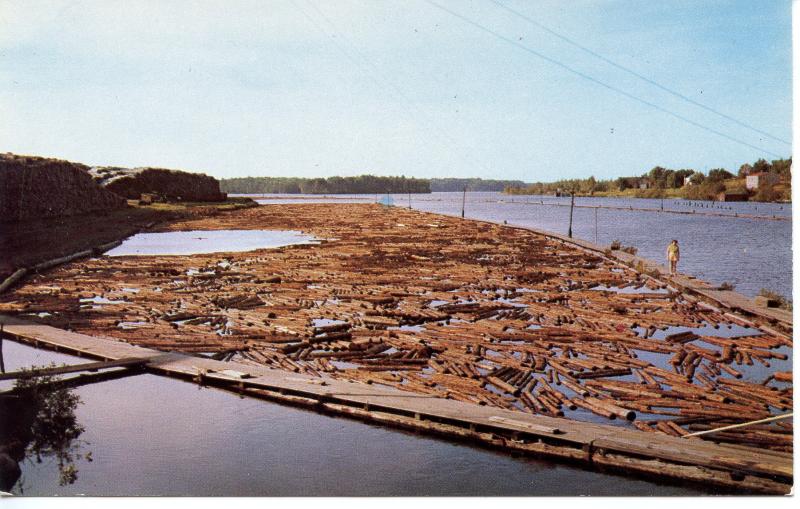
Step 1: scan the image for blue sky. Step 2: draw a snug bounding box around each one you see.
[0,0,792,181]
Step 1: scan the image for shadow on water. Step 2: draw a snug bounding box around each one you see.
[0,364,91,492]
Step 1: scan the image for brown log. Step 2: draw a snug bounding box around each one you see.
[485,376,521,396]
[572,397,615,419]
[584,396,636,420]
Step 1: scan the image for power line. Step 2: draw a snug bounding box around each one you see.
[488,0,790,146]
[294,0,498,177]
[425,0,783,158]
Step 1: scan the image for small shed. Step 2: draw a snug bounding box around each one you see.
[716,192,749,202]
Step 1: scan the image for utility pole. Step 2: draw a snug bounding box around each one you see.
[0,324,5,373]
[461,186,467,218]
[568,191,575,238]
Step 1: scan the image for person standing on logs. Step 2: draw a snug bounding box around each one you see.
[667,239,680,275]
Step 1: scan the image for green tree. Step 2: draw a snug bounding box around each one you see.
[707,168,733,182]
[752,158,770,174]
[770,158,791,178]
[738,163,754,177]
[689,172,706,185]
[647,166,669,188]
[673,169,694,187]
[581,176,597,194]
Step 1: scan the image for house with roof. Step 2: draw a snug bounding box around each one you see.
[745,172,777,190]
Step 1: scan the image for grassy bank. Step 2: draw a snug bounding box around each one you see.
[132,196,259,213]
[588,178,791,202]
[508,178,790,203]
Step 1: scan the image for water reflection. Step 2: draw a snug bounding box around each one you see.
[106,229,320,256]
[0,365,90,491]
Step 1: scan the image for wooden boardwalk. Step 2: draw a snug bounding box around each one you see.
[0,356,147,381]
[1,314,791,494]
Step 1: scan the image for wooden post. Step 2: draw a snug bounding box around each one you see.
[461,186,467,218]
[568,192,575,238]
[408,192,412,209]
[0,324,4,374]
[594,207,598,244]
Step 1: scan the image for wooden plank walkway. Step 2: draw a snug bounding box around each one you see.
[0,314,791,494]
[0,357,147,381]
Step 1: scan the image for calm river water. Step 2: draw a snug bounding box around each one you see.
[2,340,708,496]
[248,192,792,300]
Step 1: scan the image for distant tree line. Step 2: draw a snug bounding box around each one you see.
[504,157,791,202]
[429,178,527,192]
[221,175,430,194]
[506,176,610,196]
[220,175,532,194]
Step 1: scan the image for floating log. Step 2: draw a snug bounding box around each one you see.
[584,397,636,421]
[485,375,521,397]
[0,268,28,294]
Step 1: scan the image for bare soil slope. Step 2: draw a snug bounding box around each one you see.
[0,154,126,221]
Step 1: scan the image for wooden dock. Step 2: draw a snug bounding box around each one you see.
[0,356,147,381]
[1,314,791,494]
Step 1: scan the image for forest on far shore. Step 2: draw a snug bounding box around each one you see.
[221,175,430,194]
[220,175,527,194]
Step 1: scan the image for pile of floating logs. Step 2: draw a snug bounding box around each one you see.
[0,203,792,452]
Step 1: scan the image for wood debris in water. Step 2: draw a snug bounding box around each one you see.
[1,203,792,451]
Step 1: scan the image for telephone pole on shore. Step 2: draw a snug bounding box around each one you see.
[568,191,575,238]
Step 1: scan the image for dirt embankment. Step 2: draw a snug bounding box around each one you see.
[104,168,226,202]
[0,154,126,222]
[0,154,252,284]
[0,207,179,280]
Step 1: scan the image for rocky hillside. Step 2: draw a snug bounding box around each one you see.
[0,153,127,222]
